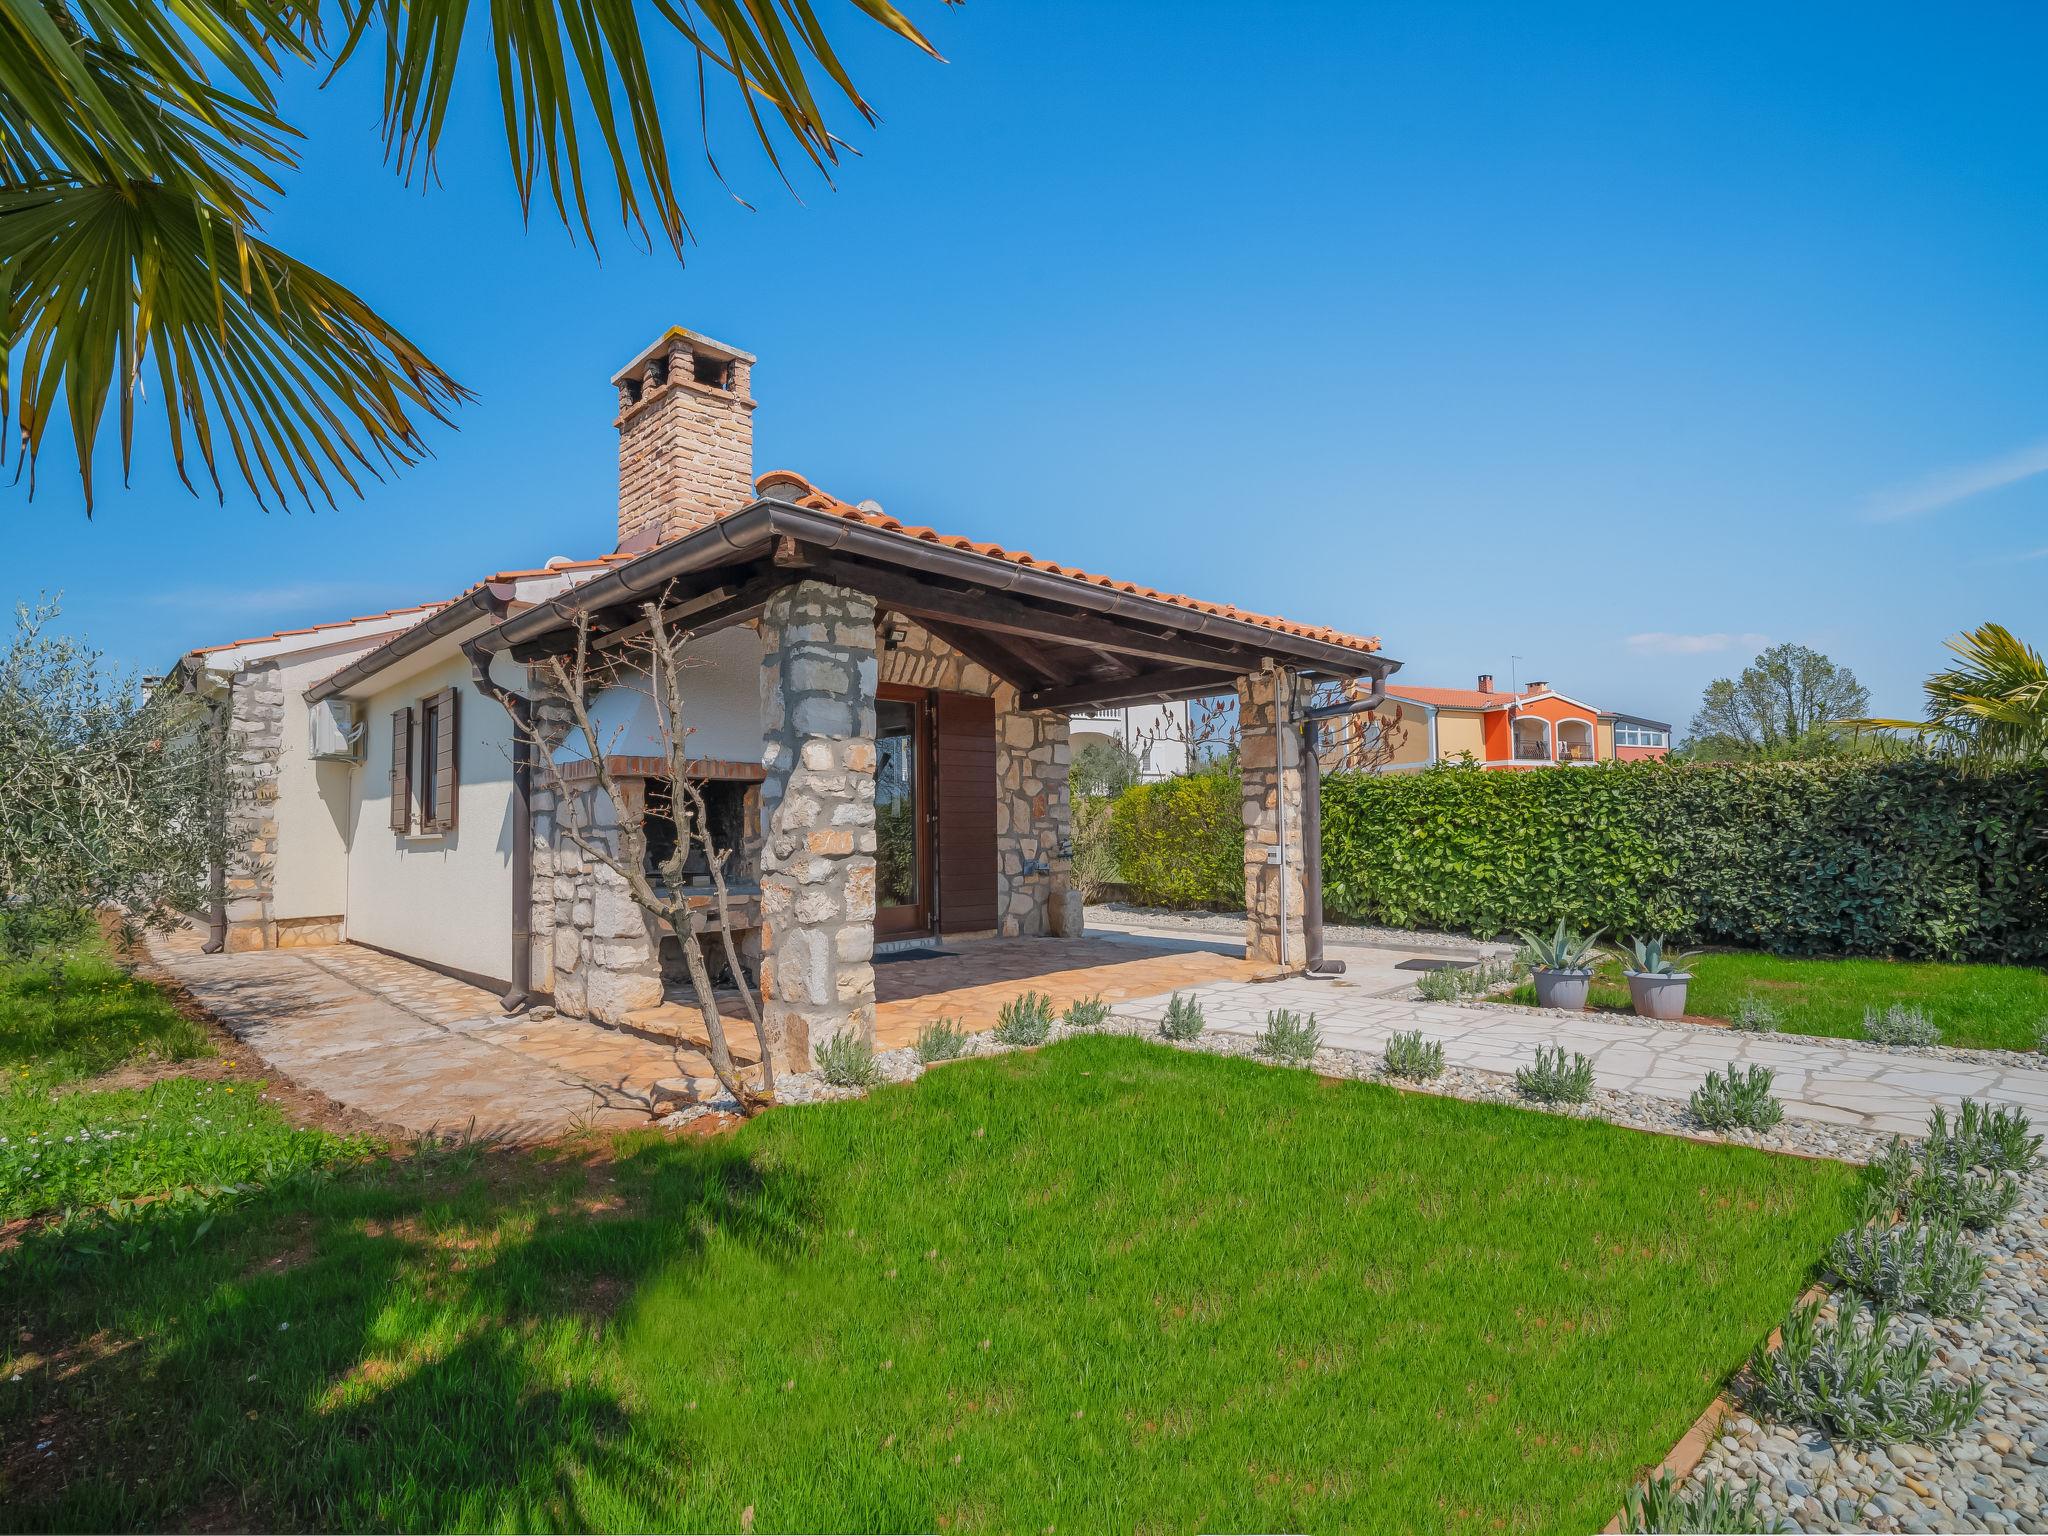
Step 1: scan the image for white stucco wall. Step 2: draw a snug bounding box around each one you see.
[266,644,379,922]
[344,650,524,985]
[559,625,766,765]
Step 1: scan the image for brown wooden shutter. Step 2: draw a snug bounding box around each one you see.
[388,707,412,833]
[429,686,459,833]
[934,691,997,933]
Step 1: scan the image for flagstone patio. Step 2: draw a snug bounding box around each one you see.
[1118,971,2048,1137]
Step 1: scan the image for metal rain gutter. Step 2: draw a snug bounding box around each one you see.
[304,583,517,703]
[1298,672,1391,978]
[488,498,1395,677]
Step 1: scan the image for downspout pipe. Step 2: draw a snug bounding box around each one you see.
[1298,673,1391,978]
[461,638,533,1015]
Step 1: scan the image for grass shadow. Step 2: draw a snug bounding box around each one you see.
[0,1129,817,1532]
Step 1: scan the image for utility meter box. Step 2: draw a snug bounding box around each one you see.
[308,696,362,761]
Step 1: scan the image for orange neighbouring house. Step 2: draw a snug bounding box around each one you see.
[1338,674,1671,771]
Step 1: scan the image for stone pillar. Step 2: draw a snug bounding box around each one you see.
[224,663,283,951]
[1238,666,1314,969]
[758,581,879,1071]
[995,688,1077,938]
[529,678,665,1025]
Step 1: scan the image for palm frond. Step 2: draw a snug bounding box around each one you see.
[1840,623,2048,762]
[2,178,468,512]
[331,0,948,253]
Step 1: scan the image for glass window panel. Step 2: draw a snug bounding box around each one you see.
[876,699,918,909]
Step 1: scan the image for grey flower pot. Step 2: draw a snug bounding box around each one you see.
[1531,969,1594,1011]
[1626,971,1692,1020]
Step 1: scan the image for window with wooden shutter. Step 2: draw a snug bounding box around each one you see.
[426,685,459,833]
[388,707,412,833]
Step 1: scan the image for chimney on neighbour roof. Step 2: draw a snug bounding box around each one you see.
[1526,680,1548,695]
[1476,674,1493,694]
[612,326,757,550]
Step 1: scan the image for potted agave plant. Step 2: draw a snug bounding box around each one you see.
[1514,919,1604,1011]
[1622,936,1699,1020]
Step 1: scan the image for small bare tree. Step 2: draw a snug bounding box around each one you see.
[502,605,775,1115]
[1130,679,1410,775]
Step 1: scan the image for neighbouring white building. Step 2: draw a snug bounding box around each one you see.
[1066,703,1191,781]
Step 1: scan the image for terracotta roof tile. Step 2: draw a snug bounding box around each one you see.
[754,471,1381,657]
[1384,684,1512,709]
[189,602,448,656]
[188,555,628,659]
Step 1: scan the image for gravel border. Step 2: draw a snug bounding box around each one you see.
[661,1009,1903,1165]
[1685,1167,2048,1534]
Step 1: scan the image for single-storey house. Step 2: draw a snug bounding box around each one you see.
[175,326,1396,1071]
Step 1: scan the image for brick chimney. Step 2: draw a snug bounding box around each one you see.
[612,326,757,550]
[1476,673,1493,694]
[1526,680,1548,695]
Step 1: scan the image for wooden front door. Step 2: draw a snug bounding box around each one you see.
[933,692,997,934]
[873,686,998,939]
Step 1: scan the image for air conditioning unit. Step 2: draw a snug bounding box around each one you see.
[309,696,363,761]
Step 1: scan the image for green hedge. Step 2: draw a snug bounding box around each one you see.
[1107,766,1245,909]
[1319,759,2048,962]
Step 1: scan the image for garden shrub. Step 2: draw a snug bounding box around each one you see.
[914,1020,967,1063]
[1158,993,1205,1042]
[1863,1003,1940,1047]
[1930,1100,2040,1174]
[1515,1045,1594,1104]
[1689,1063,1784,1131]
[1624,1470,1775,1535]
[993,991,1054,1047]
[1061,995,1111,1029]
[1315,758,2048,962]
[814,1033,878,1088]
[1253,1009,1319,1066]
[1826,1213,1986,1318]
[1745,1300,1983,1444]
[1106,765,1244,908]
[1414,955,1517,1003]
[1871,1136,2021,1231]
[1730,994,1783,1033]
[1382,1030,1444,1080]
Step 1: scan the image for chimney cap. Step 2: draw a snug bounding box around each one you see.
[610,324,756,387]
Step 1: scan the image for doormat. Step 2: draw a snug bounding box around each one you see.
[874,947,960,965]
[1395,957,1477,972]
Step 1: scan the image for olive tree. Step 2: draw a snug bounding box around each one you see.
[0,599,221,954]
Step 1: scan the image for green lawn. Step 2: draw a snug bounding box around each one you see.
[1507,951,2048,1052]
[4,1032,1860,1534]
[0,934,211,1088]
[0,1078,378,1221]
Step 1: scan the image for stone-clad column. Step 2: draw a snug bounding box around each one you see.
[224,662,284,950]
[758,581,879,1071]
[1237,666,1313,969]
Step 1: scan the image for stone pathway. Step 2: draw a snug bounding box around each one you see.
[145,929,713,1141]
[1120,974,2048,1136]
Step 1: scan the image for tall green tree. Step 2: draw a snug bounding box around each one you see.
[1,0,949,513]
[1842,622,2048,763]
[1682,643,1870,759]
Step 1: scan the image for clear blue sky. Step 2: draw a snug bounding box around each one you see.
[13,1,2048,730]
